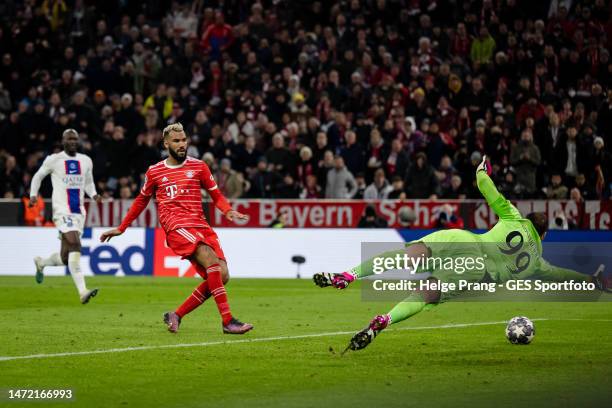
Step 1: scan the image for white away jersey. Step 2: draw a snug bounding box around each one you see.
[30,151,97,217]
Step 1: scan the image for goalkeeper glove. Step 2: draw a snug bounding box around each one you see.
[476,155,488,173]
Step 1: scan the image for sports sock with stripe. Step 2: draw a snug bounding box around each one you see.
[205,263,233,325]
[176,280,211,318]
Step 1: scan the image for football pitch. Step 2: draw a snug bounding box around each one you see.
[1,276,611,408]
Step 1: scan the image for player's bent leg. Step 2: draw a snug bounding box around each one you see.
[192,244,253,334]
[34,252,66,284]
[347,282,441,352]
[167,263,212,332]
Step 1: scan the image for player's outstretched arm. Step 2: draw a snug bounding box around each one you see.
[533,258,596,283]
[200,161,248,223]
[100,228,123,242]
[225,210,249,222]
[100,192,152,242]
[475,155,521,221]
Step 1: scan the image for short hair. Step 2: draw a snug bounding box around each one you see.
[62,128,78,138]
[526,212,548,237]
[163,123,184,138]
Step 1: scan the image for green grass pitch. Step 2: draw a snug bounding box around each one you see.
[0,276,611,408]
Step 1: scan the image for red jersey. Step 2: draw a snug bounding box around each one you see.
[118,157,231,233]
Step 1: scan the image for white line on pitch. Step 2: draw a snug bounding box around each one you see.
[2,318,610,362]
[0,320,513,362]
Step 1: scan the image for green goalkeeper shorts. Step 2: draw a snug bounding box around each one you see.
[410,229,487,301]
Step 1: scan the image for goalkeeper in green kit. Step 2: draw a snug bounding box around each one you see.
[314,156,609,351]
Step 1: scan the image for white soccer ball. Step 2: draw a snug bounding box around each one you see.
[505,316,535,344]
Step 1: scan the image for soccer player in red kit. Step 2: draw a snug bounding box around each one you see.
[100,123,253,334]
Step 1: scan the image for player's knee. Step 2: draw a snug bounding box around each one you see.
[221,268,230,284]
[65,242,81,254]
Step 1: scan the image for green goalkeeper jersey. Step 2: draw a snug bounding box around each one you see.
[351,170,590,284]
[474,171,588,283]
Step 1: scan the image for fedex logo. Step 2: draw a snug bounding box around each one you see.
[71,228,195,277]
[77,228,155,276]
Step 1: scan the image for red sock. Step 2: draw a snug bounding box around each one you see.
[175,280,211,318]
[206,263,233,325]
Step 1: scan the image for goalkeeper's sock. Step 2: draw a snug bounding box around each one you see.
[40,253,64,267]
[67,252,88,296]
[388,298,427,325]
[206,263,233,325]
[176,280,211,318]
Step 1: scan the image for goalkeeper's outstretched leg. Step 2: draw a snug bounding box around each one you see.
[314,243,431,290]
[346,282,441,351]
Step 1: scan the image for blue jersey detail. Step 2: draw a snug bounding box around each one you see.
[64,160,81,175]
[67,188,81,213]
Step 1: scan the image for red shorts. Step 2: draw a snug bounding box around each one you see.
[166,226,226,261]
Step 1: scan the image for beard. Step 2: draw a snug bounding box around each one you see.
[168,147,187,163]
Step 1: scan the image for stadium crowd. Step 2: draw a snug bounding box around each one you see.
[0,0,611,202]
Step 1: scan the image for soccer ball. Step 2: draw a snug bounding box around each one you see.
[505,316,535,344]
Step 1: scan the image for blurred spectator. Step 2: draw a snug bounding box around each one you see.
[385,139,410,178]
[545,174,569,199]
[215,158,243,199]
[300,174,322,199]
[431,204,465,229]
[247,157,275,198]
[510,129,541,197]
[325,155,357,199]
[548,209,569,230]
[18,193,49,226]
[0,0,607,202]
[387,176,406,200]
[357,205,388,228]
[200,11,234,60]
[268,211,289,228]
[352,172,367,199]
[592,137,611,198]
[340,130,365,176]
[364,168,392,200]
[443,174,466,199]
[404,152,439,199]
[274,173,300,199]
[574,173,596,201]
[266,133,293,175]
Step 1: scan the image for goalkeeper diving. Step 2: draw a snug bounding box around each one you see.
[314,156,610,351]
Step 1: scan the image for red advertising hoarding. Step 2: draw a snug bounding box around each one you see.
[83,199,612,230]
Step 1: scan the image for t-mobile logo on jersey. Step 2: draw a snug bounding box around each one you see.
[165,184,178,199]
